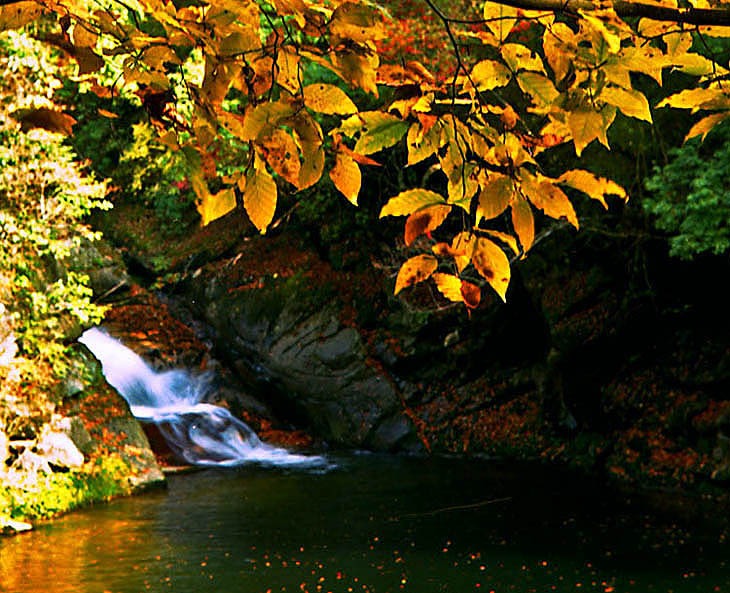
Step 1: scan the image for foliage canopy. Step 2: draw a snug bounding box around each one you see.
[2,0,730,306]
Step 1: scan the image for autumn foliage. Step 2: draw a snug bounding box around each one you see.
[2,0,730,307]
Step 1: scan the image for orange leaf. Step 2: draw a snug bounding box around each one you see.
[97,108,119,119]
[394,254,438,295]
[244,155,278,233]
[461,281,481,309]
[329,152,361,205]
[432,242,467,257]
[11,108,76,136]
[404,204,451,246]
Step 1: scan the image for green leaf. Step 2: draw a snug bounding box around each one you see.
[353,112,409,155]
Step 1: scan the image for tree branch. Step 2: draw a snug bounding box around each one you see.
[491,0,730,27]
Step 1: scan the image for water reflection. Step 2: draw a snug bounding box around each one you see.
[2,456,730,593]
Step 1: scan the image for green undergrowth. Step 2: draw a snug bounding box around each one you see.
[1,455,131,524]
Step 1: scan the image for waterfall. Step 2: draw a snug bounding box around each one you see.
[78,327,329,469]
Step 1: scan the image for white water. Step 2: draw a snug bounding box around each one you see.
[79,327,329,469]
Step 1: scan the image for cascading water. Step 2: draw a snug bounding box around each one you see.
[79,327,329,469]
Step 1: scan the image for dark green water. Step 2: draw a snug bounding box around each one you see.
[1,454,729,593]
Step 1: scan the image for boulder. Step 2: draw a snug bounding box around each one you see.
[36,421,85,470]
[185,276,407,448]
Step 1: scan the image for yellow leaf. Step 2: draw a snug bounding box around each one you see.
[334,49,379,96]
[220,30,260,56]
[329,152,361,205]
[471,238,511,302]
[511,197,534,254]
[516,72,560,109]
[451,232,475,273]
[303,84,357,115]
[406,121,441,166]
[432,273,465,303]
[656,87,728,111]
[477,174,514,224]
[404,204,451,246]
[241,102,295,141]
[394,254,438,295]
[470,60,512,91]
[600,86,652,123]
[291,112,324,189]
[685,112,730,142]
[482,1,517,41]
[198,188,236,226]
[521,174,579,229]
[484,230,520,256]
[259,129,301,187]
[567,107,606,156]
[558,169,627,209]
[433,273,481,308]
[671,53,727,77]
[244,156,278,233]
[276,49,300,94]
[543,22,574,85]
[329,2,384,42]
[380,189,445,218]
[501,44,545,73]
[353,111,409,155]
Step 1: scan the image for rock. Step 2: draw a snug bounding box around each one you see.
[185,277,402,448]
[368,413,415,451]
[66,416,95,455]
[35,428,85,469]
[1,517,33,535]
[11,449,51,475]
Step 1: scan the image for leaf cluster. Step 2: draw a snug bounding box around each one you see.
[645,121,730,260]
[4,0,730,309]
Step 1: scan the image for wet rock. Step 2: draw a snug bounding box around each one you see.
[368,414,415,451]
[185,278,401,448]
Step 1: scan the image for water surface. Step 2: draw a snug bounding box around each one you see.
[1,455,729,593]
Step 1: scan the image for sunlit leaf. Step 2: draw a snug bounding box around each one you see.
[511,197,534,254]
[477,174,514,224]
[380,189,446,218]
[244,156,278,233]
[353,112,409,155]
[394,254,438,295]
[685,112,730,142]
[452,231,475,273]
[404,204,451,246]
[303,84,358,115]
[600,86,652,123]
[470,60,512,91]
[329,152,361,205]
[567,107,606,156]
[558,169,627,209]
[471,238,510,302]
[484,230,520,256]
[198,187,236,226]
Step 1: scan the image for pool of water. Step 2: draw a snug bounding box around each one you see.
[1,454,729,593]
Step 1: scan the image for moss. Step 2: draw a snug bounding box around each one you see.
[0,455,132,523]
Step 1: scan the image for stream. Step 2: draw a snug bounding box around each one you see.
[2,455,730,593]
